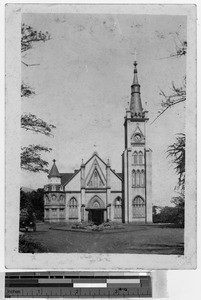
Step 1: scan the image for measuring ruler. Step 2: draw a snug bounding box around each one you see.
[5,272,152,298]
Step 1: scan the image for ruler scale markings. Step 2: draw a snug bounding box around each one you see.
[5,272,152,298]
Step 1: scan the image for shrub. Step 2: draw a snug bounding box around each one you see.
[19,234,49,253]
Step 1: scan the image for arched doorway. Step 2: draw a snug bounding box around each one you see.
[86,196,106,225]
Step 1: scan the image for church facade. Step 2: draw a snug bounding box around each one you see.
[44,61,153,224]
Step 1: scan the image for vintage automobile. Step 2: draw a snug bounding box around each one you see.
[20,210,36,232]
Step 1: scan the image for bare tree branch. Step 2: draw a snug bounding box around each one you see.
[22,61,40,67]
[151,78,186,124]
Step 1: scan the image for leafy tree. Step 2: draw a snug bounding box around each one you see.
[167,133,185,191]
[21,145,51,173]
[153,204,184,227]
[20,188,44,221]
[171,191,185,227]
[21,24,55,173]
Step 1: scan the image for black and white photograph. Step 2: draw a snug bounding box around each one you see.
[5,4,196,269]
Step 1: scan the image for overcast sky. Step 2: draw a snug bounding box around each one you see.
[21,13,186,206]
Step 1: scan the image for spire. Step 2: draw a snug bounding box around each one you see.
[130,60,143,117]
[48,159,61,178]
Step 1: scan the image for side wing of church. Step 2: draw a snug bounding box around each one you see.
[44,61,153,224]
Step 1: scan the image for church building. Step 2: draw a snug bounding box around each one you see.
[44,61,153,224]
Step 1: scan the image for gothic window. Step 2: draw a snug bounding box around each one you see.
[87,168,104,188]
[136,170,140,186]
[140,170,145,187]
[52,194,56,201]
[45,195,49,204]
[60,208,65,217]
[69,197,78,219]
[93,201,100,209]
[132,170,136,187]
[132,196,145,218]
[133,151,138,164]
[114,197,122,219]
[51,208,57,217]
[59,195,64,204]
[139,151,143,164]
[94,170,98,187]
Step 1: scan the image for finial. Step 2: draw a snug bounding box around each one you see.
[133,60,137,73]
[53,159,56,163]
[107,158,111,167]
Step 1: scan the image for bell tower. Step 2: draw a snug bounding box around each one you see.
[122,61,152,223]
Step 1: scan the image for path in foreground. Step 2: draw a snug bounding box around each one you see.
[24,223,184,254]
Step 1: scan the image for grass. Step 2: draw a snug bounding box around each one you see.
[19,223,184,254]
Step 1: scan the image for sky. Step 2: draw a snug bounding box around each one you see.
[21,13,186,206]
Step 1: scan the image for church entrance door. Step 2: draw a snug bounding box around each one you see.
[88,209,104,225]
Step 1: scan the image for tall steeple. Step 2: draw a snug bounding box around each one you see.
[130,61,143,117]
[48,159,61,178]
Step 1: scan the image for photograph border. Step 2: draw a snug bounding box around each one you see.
[5,3,196,269]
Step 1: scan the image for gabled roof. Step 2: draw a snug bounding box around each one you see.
[57,152,122,187]
[84,152,122,181]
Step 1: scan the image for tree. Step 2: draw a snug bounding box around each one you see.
[152,204,184,227]
[20,188,44,221]
[171,192,185,227]
[167,133,185,191]
[153,35,186,227]
[21,24,55,173]
[152,35,186,188]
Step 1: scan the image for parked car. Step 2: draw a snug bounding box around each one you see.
[20,210,36,232]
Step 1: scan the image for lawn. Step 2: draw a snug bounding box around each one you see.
[19,223,184,254]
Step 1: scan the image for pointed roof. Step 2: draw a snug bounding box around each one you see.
[130,61,143,117]
[48,159,61,178]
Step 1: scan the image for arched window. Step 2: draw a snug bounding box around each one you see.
[132,170,136,186]
[52,194,56,201]
[45,209,49,218]
[59,195,64,204]
[60,208,65,217]
[139,151,143,164]
[132,196,145,218]
[94,170,98,187]
[45,195,49,204]
[140,170,145,187]
[69,197,78,219]
[51,208,57,217]
[136,170,140,186]
[133,151,138,164]
[114,197,122,219]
